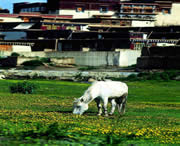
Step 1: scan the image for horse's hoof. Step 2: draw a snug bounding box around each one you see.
[109,113,113,116]
[104,114,109,117]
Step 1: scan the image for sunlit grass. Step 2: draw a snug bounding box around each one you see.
[0,80,179,145]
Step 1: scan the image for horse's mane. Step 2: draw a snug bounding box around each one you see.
[80,81,98,103]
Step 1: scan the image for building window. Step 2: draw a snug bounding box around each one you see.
[76,6,84,12]
[32,7,35,12]
[41,7,46,11]
[35,7,40,12]
[100,6,108,13]
[21,9,26,12]
[162,9,170,14]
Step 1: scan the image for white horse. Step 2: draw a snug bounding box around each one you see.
[73,80,128,116]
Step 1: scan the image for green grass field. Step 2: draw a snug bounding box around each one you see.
[0,80,179,145]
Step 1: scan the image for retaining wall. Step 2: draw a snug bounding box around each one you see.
[1,50,141,67]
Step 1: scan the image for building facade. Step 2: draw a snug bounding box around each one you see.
[12,0,180,22]
[47,0,119,18]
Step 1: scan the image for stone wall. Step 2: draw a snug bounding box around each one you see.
[137,46,180,69]
[0,69,137,81]
[16,57,75,66]
[0,57,17,67]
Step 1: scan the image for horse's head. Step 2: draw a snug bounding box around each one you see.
[73,97,88,115]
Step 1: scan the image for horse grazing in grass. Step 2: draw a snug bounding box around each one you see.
[73,80,128,116]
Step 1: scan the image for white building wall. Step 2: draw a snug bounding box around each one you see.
[12,45,31,52]
[155,3,180,26]
[119,50,141,67]
[0,17,23,22]
[58,9,115,18]
[132,20,155,27]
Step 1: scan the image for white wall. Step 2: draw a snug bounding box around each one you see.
[58,9,115,19]
[155,3,180,26]
[119,50,141,67]
[12,45,31,52]
[132,20,155,27]
[0,17,23,22]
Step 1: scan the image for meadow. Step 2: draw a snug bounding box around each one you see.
[0,79,179,145]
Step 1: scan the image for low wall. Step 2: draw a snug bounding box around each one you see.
[137,56,180,69]
[2,50,141,67]
[17,57,75,66]
[137,46,180,69]
[0,69,137,81]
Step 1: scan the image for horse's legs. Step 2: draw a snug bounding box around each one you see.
[102,97,109,116]
[94,98,102,116]
[121,94,127,114]
[109,99,116,115]
[116,93,128,115]
[117,102,123,114]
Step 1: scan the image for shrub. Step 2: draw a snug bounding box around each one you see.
[147,72,162,80]
[22,60,43,67]
[126,74,138,81]
[9,81,37,94]
[160,72,170,81]
[11,52,20,57]
[165,70,180,80]
[78,66,97,71]
[40,57,50,63]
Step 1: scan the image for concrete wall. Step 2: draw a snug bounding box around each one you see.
[16,57,75,66]
[119,50,141,66]
[2,50,141,67]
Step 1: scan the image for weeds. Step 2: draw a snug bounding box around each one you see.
[109,70,180,82]
[78,66,97,71]
[9,81,37,94]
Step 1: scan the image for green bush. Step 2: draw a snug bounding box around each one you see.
[147,72,162,80]
[126,74,138,81]
[78,66,97,71]
[40,57,50,63]
[134,70,180,81]
[11,52,20,57]
[22,60,43,67]
[9,81,37,94]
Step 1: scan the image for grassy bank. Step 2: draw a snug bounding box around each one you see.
[0,80,179,145]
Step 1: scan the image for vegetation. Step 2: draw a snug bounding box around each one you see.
[0,80,179,145]
[109,70,180,82]
[11,52,20,57]
[78,66,97,71]
[9,81,37,94]
[22,60,44,67]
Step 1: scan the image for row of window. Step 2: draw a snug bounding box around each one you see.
[76,6,108,13]
[119,14,155,19]
[20,6,170,15]
[121,5,156,9]
[121,9,156,13]
[21,7,46,12]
